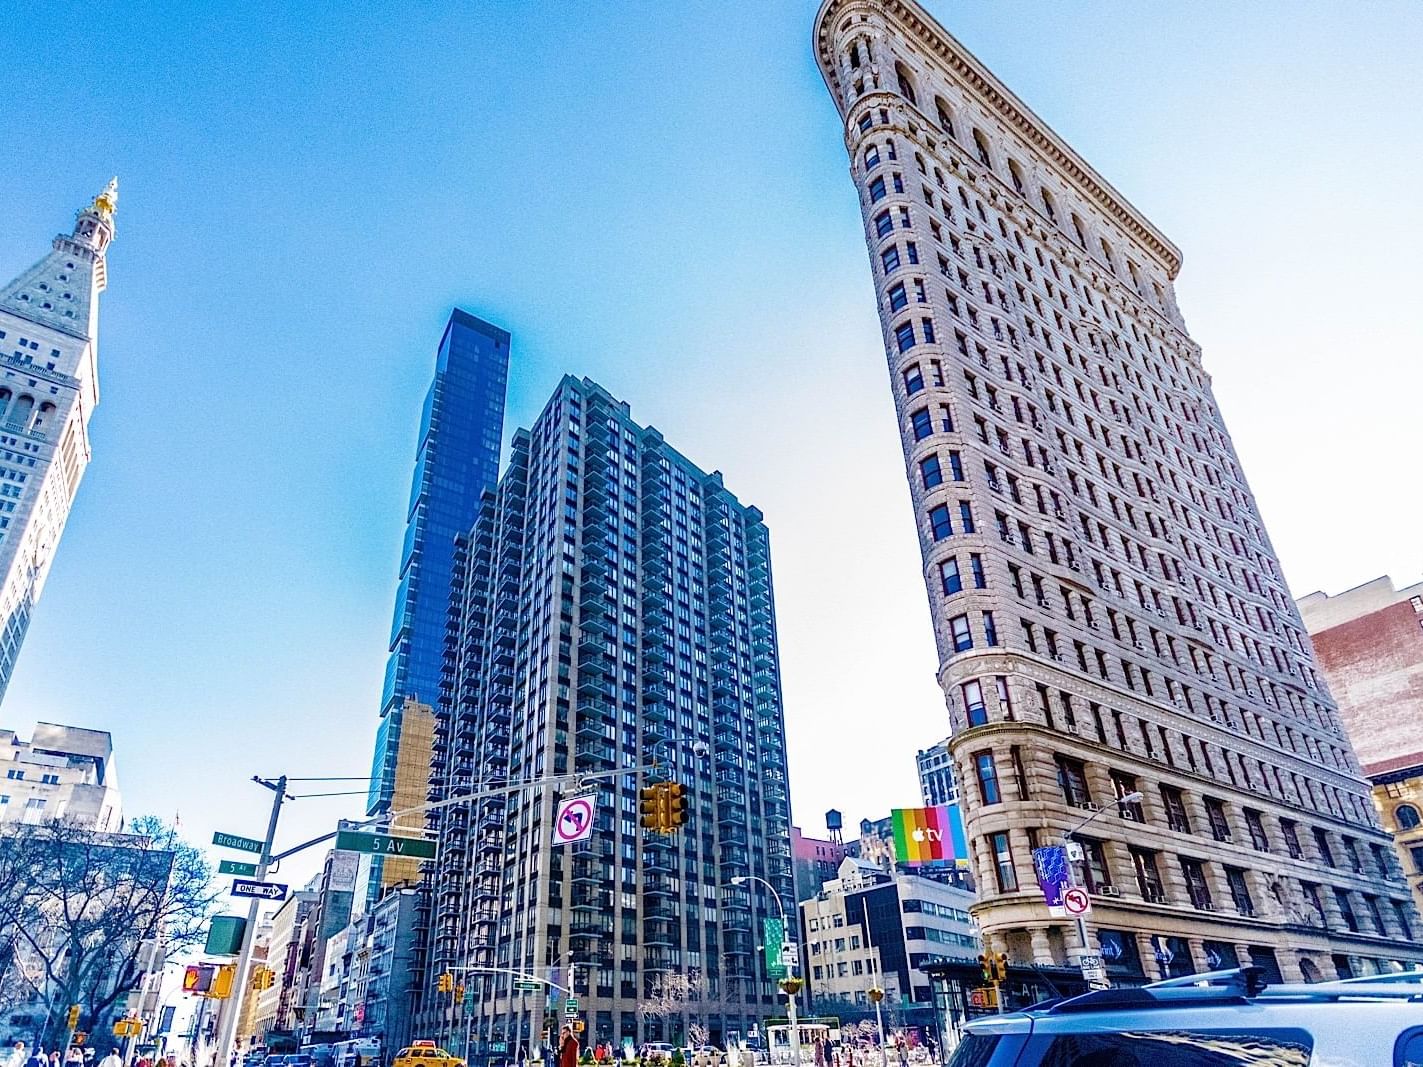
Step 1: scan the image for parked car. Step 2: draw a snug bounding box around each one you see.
[393,1043,464,1067]
[947,965,1423,1065]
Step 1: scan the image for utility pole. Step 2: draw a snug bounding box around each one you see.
[214,777,287,1067]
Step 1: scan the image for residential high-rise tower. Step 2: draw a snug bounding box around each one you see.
[0,181,117,701]
[423,377,794,1049]
[813,0,1421,981]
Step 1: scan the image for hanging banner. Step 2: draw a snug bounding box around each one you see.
[763,917,787,978]
[553,794,597,845]
[1032,845,1070,916]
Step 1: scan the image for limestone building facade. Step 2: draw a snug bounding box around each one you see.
[0,182,116,701]
[812,0,1422,981]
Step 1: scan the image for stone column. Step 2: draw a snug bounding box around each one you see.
[1027,925,1055,967]
[1185,937,1208,974]
[1137,933,1164,981]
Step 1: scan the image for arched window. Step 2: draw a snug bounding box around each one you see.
[1041,188,1057,221]
[1071,213,1088,248]
[1397,804,1421,830]
[849,42,862,69]
[9,395,34,429]
[895,62,917,106]
[972,128,992,168]
[1100,237,1115,268]
[935,97,955,138]
[31,401,55,432]
[1007,159,1026,195]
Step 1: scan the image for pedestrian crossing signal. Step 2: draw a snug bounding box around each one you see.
[183,964,214,994]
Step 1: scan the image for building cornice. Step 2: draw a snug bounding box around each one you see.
[813,0,1183,280]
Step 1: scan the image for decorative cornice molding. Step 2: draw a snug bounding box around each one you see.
[813,0,1184,281]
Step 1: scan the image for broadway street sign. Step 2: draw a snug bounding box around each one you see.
[334,829,437,859]
[230,879,288,901]
[212,831,264,854]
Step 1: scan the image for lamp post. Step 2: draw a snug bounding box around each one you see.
[730,876,796,1064]
[866,987,887,1067]
[1063,791,1142,966]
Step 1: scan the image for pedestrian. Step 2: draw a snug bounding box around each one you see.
[811,1041,823,1067]
[98,1049,122,1067]
[24,1047,44,1067]
[895,1042,907,1067]
[558,1029,578,1067]
[49,1051,60,1067]
[6,1044,25,1067]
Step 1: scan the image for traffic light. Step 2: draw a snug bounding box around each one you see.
[66,1005,80,1029]
[72,1034,87,1048]
[437,972,454,993]
[209,964,236,1000]
[454,984,465,1004]
[665,783,687,830]
[252,966,276,991]
[978,954,992,983]
[640,783,667,833]
[993,952,1008,983]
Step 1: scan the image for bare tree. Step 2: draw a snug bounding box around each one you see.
[638,970,706,1041]
[0,816,218,1047]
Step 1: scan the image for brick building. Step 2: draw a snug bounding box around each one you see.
[1299,576,1423,918]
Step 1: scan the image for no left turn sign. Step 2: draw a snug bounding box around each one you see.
[1063,886,1092,915]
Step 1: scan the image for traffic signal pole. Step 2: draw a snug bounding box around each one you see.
[214,776,287,1067]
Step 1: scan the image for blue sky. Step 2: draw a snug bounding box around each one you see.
[2,0,1421,887]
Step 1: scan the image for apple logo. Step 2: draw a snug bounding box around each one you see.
[911,828,927,842]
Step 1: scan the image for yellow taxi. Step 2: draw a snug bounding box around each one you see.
[392,1042,464,1067]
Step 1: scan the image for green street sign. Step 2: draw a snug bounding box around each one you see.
[515,980,543,992]
[565,999,579,1017]
[335,829,437,858]
[764,917,787,979]
[218,860,258,877]
[213,831,264,854]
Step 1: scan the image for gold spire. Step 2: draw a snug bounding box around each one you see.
[90,177,118,220]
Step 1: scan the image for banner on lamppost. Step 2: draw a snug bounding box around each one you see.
[763,917,787,978]
[1032,845,1070,917]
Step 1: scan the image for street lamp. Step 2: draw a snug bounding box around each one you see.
[866,987,887,1067]
[1061,791,1143,967]
[729,875,798,1064]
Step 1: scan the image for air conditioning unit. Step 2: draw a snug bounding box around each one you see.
[1099,885,1122,898]
[1199,902,1216,912]
[1078,802,1100,813]
[1144,889,1167,904]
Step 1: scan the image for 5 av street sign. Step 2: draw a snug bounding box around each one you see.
[213,831,264,854]
[335,829,437,858]
[230,879,288,901]
[218,860,258,877]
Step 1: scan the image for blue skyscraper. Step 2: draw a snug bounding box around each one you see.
[368,310,509,821]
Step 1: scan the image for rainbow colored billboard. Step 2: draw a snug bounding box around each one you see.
[891,805,969,868]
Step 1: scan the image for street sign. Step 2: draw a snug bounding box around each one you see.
[515,980,543,992]
[212,831,263,854]
[218,860,258,877]
[565,998,579,1017]
[463,990,474,1011]
[553,794,597,845]
[230,879,288,901]
[334,829,437,858]
[1063,886,1092,916]
[968,986,998,1010]
[780,942,799,968]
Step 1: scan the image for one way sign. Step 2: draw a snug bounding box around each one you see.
[230,879,288,902]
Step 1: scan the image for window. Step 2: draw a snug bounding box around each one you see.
[1225,866,1254,916]
[929,504,952,540]
[1205,797,1232,842]
[1244,809,1270,852]
[895,320,915,352]
[958,500,975,533]
[1055,756,1090,807]
[869,176,887,203]
[972,128,992,168]
[1031,1031,1313,1064]
[911,408,933,440]
[903,365,924,394]
[1010,745,1029,797]
[1130,847,1164,901]
[975,752,1000,804]
[1394,900,1414,940]
[1281,819,1302,859]
[940,558,962,595]
[1180,857,1212,909]
[950,614,973,653]
[1160,785,1191,833]
[1313,828,1335,867]
[935,98,954,137]
[948,451,964,480]
[888,282,909,312]
[1412,845,1423,873]
[1396,804,1421,830]
[970,553,985,588]
[1362,894,1386,935]
[920,316,934,342]
[874,210,893,237]
[982,611,998,646]
[883,246,902,273]
[1111,772,1143,821]
[961,679,986,724]
[990,831,1017,891]
[1080,838,1112,891]
[920,455,942,487]
[1334,888,1358,932]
